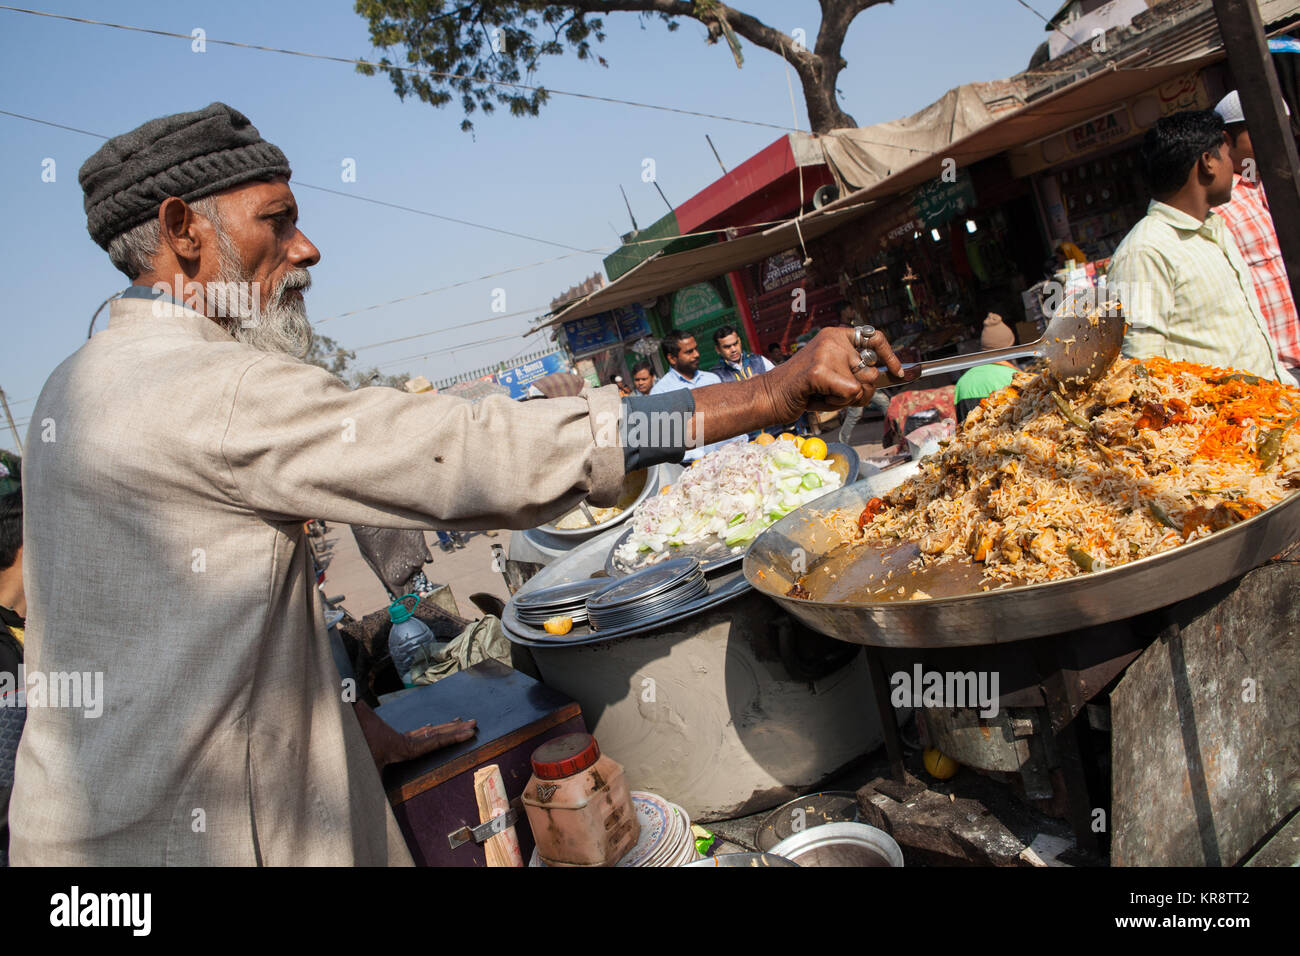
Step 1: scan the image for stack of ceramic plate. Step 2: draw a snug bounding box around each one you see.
[617,791,701,867]
[512,578,610,629]
[527,791,701,867]
[585,558,707,631]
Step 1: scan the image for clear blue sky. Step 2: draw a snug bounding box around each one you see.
[0,0,1050,451]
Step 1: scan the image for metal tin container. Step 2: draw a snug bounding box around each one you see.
[768,822,904,867]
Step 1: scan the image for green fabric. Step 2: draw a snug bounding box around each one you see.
[954,364,1016,405]
[409,615,513,687]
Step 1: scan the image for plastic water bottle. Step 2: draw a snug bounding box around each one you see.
[387,594,437,688]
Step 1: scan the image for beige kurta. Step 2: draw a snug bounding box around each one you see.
[10,295,623,865]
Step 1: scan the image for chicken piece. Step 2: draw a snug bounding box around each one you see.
[1028,528,1058,563]
[920,528,956,555]
[1098,367,1138,406]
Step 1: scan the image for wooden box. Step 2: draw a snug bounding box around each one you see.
[379,659,585,866]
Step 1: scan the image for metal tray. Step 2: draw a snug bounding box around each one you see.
[500,524,751,648]
[605,442,861,577]
[744,465,1300,648]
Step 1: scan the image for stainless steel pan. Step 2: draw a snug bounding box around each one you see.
[743,464,1300,648]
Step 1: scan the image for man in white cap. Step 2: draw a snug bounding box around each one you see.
[1213,90,1300,379]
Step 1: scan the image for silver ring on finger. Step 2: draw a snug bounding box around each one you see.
[854,348,877,371]
[853,325,876,348]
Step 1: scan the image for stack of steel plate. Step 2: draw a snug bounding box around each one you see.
[585,558,707,631]
[512,578,610,628]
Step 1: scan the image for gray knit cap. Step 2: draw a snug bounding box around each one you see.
[79,102,292,250]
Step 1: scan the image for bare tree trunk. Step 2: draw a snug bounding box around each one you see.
[795,58,858,132]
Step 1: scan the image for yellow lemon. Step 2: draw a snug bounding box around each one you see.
[778,433,801,449]
[801,437,828,460]
[543,616,573,635]
[753,433,776,446]
[923,747,959,780]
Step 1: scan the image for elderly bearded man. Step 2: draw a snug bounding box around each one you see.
[11,104,905,866]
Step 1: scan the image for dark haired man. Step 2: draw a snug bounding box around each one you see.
[0,451,25,868]
[1213,90,1300,379]
[651,329,735,460]
[711,325,774,382]
[1108,109,1295,384]
[630,360,656,396]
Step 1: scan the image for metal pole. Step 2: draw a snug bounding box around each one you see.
[1212,0,1300,304]
[0,386,23,454]
[706,134,728,175]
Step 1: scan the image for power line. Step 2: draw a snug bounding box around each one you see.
[296,183,599,254]
[0,5,797,133]
[0,6,991,159]
[1010,0,1090,52]
[0,104,802,273]
[312,251,589,325]
[350,304,544,353]
[0,108,605,255]
[0,108,105,138]
[372,332,525,371]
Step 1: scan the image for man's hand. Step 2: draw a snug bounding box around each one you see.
[760,327,911,423]
[353,700,477,771]
[688,327,911,445]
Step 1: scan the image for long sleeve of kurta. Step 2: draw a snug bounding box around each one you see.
[9,297,631,866]
[219,349,626,531]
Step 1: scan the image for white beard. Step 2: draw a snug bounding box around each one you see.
[212,228,314,358]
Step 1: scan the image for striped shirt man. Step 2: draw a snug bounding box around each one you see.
[1108,199,1297,385]
[1216,173,1300,371]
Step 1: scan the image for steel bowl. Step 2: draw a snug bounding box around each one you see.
[767,822,904,867]
[536,464,670,539]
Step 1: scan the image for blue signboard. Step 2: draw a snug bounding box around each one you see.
[496,352,569,399]
[612,303,651,340]
[562,314,621,357]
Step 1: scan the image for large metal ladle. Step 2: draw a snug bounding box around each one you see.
[861,302,1126,389]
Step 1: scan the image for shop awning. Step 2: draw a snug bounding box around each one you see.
[817,84,1004,193]
[533,51,1228,332]
[530,200,879,329]
[815,53,1228,217]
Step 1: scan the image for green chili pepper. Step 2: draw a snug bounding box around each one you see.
[1147,502,1180,531]
[1210,372,1262,386]
[1257,417,1297,470]
[1051,391,1091,430]
[1068,546,1095,572]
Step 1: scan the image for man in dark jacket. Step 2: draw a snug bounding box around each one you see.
[710,325,774,382]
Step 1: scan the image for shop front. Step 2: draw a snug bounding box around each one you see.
[1012,62,1228,288]
[558,302,656,386]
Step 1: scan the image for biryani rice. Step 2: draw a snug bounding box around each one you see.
[838,357,1300,591]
